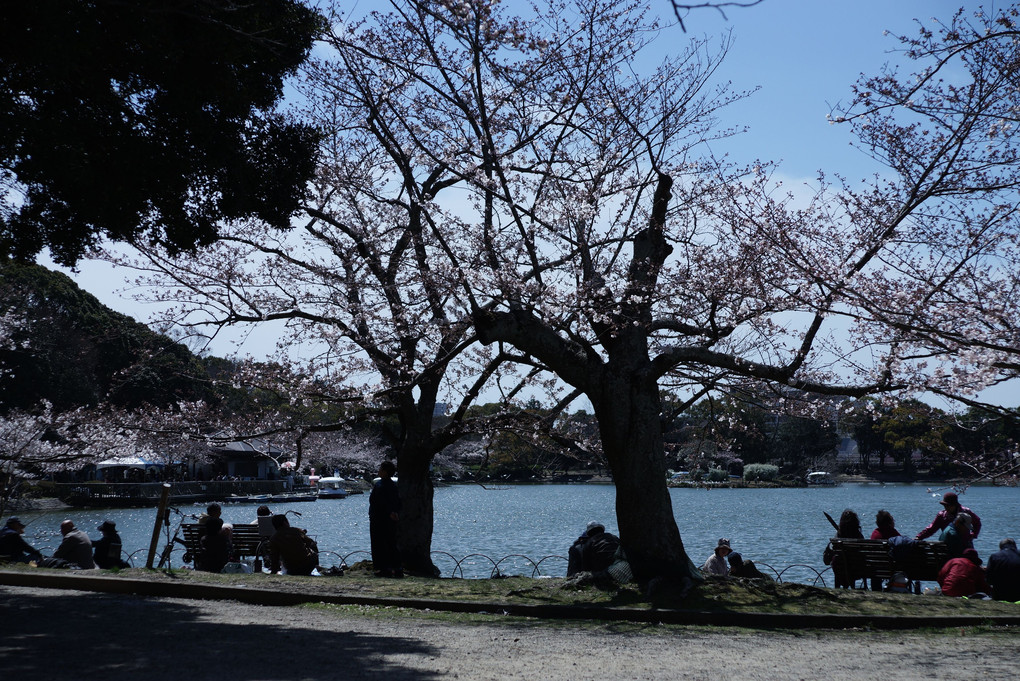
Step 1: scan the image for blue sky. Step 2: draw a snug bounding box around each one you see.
[57,0,977,358]
[694,0,968,180]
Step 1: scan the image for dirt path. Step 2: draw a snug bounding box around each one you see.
[0,585,1013,680]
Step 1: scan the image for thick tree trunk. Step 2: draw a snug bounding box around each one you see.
[591,370,699,587]
[396,447,440,577]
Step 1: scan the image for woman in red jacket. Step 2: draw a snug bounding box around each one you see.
[938,548,990,597]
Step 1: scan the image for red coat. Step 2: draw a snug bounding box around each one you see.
[871,527,901,540]
[938,557,989,597]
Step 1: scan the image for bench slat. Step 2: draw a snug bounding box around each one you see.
[181,523,265,560]
[829,538,950,584]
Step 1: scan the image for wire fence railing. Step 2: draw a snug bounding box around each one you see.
[122,542,839,585]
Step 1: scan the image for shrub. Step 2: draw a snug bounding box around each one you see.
[743,463,779,481]
[706,468,728,482]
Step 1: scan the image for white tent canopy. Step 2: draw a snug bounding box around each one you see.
[95,456,164,470]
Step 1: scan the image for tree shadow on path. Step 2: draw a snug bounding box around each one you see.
[0,586,441,680]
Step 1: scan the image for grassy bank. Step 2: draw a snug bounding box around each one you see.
[3,561,1017,624]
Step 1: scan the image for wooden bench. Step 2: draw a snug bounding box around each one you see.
[181,523,267,564]
[828,538,951,587]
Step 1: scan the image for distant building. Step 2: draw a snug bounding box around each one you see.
[204,437,284,480]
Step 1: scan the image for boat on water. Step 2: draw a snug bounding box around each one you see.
[316,477,350,499]
[224,492,318,504]
[806,471,837,486]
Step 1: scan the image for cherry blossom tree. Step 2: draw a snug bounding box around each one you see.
[313,0,1020,585]
[826,5,1020,401]
[100,1,1020,586]
[100,1,574,572]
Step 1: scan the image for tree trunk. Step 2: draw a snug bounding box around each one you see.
[591,369,699,587]
[396,447,440,577]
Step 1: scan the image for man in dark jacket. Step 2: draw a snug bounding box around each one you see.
[0,517,43,563]
[986,538,1020,602]
[567,521,621,576]
[369,461,402,577]
[197,517,231,573]
[93,520,129,569]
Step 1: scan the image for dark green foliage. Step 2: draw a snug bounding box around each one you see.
[0,0,323,265]
[0,260,214,411]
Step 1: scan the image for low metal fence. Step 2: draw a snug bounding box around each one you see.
[124,542,837,585]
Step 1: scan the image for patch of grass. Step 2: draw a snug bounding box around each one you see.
[4,564,1018,622]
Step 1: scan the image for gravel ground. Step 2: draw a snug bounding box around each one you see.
[0,585,1014,681]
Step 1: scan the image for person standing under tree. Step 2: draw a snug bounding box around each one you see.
[370,460,402,577]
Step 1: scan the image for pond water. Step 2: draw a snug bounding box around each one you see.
[10,483,1019,583]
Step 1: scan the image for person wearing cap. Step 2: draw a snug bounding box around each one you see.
[567,521,621,576]
[52,519,97,569]
[92,520,129,569]
[0,517,43,564]
[916,491,981,541]
[701,538,732,576]
[937,547,989,597]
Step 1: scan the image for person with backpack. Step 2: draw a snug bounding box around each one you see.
[567,521,621,576]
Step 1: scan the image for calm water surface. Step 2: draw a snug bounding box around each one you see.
[11,483,1019,582]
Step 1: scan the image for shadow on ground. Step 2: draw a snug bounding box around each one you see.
[0,587,440,680]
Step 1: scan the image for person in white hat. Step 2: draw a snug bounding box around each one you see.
[701,538,732,576]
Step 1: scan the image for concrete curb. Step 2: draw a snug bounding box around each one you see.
[2,570,1018,630]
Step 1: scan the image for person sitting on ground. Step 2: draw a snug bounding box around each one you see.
[0,516,43,564]
[268,514,319,576]
[727,551,771,580]
[701,538,732,577]
[871,509,900,540]
[92,520,129,569]
[917,491,981,541]
[567,521,621,576]
[986,538,1020,603]
[52,520,97,569]
[937,547,989,598]
[197,516,232,573]
[938,512,973,558]
[255,505,274,539]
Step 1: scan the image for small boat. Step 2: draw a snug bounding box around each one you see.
[316,477,350,499]
[225,492,319,504]
[806,471,837,486]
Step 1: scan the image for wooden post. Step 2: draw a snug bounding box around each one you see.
[146,483,172,569]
